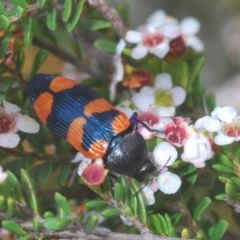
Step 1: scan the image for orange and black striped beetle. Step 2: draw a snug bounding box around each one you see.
[27,74,157,182]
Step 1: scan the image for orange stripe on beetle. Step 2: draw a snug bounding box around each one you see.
[84,98,114,117]
[111,114,131,134]
[49,76,78,93]
[67,117,108,159]
[33,92,53,124]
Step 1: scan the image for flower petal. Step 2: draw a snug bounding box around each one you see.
[3,99,20,114]
[157,106,175,117]
[162,23,181,39]
[153,142,178,166]
[141,186,155,205]
[214,133,235,146]
[154,73,172,90]
[170,86,186,106]
[211,106,237,122]
[125,30,142,43]
[116,39,126,56]
[194,116,221,132]
[132,92,155,112]
[152,41,170,58]
[146,10,166,25]
[131,44,148,59]
[180,17,200,35]
[157,171,181,194]
[185,36,204,52]
[0,133,20,148]
[0,166,7,183]
[16,114,40,133]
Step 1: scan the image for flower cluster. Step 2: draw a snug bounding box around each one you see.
[126,10,204,60]
[0,99,40,148]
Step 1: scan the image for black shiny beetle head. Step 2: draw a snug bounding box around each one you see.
[105,128,157,182]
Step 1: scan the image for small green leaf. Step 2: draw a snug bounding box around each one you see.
[7,6,24,19]
[0,15,10,30]
[85,212,98,233]
[62,0,72,22]
[0,31,11,58]
[38,0,46,8]
[24,16,33,47]
[47,5,57,30]
[219,154,234,168]
[225,180,237,200]
[38,161,53,183]
[157,214,168,234]
[231,176,240,188]
[189,56,205,86]
[79,19,111,31]
[43,218,70,231]
[59,163,72,186]
[54,193,72,216]
[6,197,16,218]
[148,214,163,235]
[212,164,236,175]
[116,1,130,25]
[6,171,23,201]
[215,193,227,200]
[101,208,121,217]
[86,200,108,208]
[210,220,228,240]
[2,220,27,235]
[206,91,216,113]
[119,175,128,203]
[21,169,39,215]
[0,182,13,198]
[165,214,177,237]
[160,61,173,74]
[43,211,55,219]
[94,39,117,53]
[174,61,189,89]
[70,40,82,59]
[10,0,28,8]
[32,218,40,232]
[16,50,25,71]
[218,176,227,184]
[0,195,5,207]
[129,188,137,216]
[0,2,6,15]
[114,182,123,203]
[131,179,147,224]
[29,49,48,77]
[102,176,112,194]
[66,0,84,32]
[193,197,211,221]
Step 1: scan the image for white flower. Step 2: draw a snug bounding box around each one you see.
[211,106,237,123]
[109,40,126,101]
[180,17,204,52]
[154,73,186,107]
[0,99,40,148]
[141,186,155,205]
[125,29,169,59]
[181,133,214,168]
[0,166,7,183]
[194,115,222,132]
[153,142,178,167]
[195,106,240,146]
[131,73,186,114]
[157,171,181,194]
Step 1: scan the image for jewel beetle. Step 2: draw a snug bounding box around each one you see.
[27,74,157,182]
